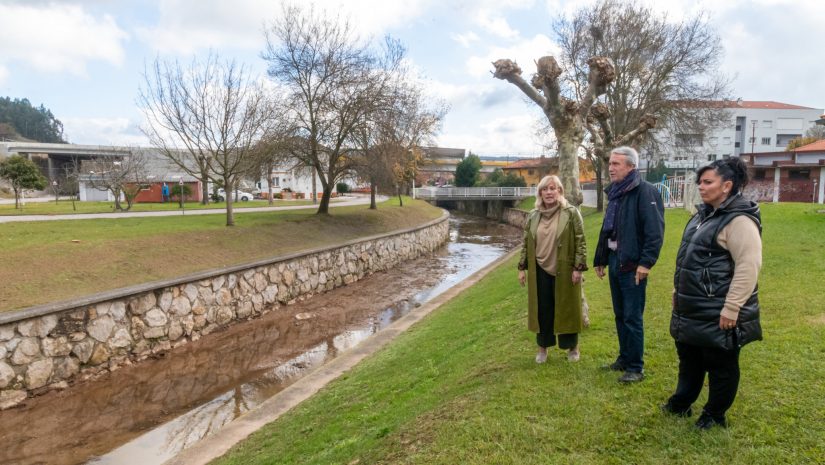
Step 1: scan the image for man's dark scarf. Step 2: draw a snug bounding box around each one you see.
[602,169,640,236]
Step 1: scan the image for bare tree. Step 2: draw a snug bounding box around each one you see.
[83,151,148,211]
[493,54,615,205]
[262,5,405,214]
[555,0,731,208]
[140,53,273,226]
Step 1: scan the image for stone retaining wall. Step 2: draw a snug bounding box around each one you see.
[0,213,450,409]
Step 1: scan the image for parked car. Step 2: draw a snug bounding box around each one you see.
[216,188,253,202]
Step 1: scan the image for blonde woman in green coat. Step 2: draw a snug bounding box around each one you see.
[518,175,588,363]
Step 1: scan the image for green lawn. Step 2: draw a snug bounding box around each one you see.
[0,197,443,312]
[0,198,315,215]
[213,203,825,465]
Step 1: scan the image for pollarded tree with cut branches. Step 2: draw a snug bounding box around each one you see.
[556,0,731,208]
[493,55,616,205]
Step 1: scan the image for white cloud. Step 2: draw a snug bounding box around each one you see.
[474,9,520,39]
[465,34,559,78]
[0,3,128,75]
[452,31,480,48]
[438,113,548,155]
[0,66,8,87]
[62,117,149,146]
[137,0,439,55]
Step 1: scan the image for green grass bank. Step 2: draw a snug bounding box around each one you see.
[0,197,442,312]
[213,202,825,465]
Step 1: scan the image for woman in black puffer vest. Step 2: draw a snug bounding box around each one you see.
[662,157,763,430]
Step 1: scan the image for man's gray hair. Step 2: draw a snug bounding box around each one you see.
[611,146,639,167]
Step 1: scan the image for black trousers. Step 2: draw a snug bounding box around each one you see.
[536,264,578,349]
[667,341,741,418]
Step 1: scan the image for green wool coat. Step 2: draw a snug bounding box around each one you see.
[518,205,588,334]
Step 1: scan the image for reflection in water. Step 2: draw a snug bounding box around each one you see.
[0,213,522,465]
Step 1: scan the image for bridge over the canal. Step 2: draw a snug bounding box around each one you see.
[413,186,536,201]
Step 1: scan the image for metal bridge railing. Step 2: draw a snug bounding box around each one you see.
[413,186,536,200]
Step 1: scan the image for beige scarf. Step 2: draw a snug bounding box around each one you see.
[535,203,561,275]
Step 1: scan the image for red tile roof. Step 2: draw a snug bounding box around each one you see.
[504,157,558,169]
[676,100,817,110]
[793,139,825,152]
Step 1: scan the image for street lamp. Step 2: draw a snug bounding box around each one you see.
[52,179,58,203]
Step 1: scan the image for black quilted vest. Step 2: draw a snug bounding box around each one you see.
[671,194,762,350]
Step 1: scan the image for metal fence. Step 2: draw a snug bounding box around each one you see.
[653,176,687,208]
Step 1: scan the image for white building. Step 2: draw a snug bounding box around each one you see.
[255,162,360,198]
[653,100,824,171]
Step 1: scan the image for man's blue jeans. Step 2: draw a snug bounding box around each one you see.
[608,251,646,373]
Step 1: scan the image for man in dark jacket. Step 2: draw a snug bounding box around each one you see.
[594,146,664,383]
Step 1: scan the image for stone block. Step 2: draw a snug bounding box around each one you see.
[0,390,27,410]
[168,321,184,341]
[0,361,15,388]
[87,315,115,343]
[0,325,15,341]
[211,275,226,291]
[184,284,199,302]
[110,301,127,321]
[10,338,40,365]
[25,359,53,389]
[129,292,156,315]
[17,315,58,338]
[109,328,132,348]
[72,339,95,364]
[52,357,80,381]
[42,337,72,357]
[216,307,234,325]
[89,344,112,366]
[171,297,192,316]
[144,309,168,327]
[158,290,173,312]
[143,326,166,339]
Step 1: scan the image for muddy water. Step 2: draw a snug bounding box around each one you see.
[0,213,522,465]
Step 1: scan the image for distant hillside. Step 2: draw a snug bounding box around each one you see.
[0,97,66,143]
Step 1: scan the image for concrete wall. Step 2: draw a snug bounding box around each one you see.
[0,213,450,409]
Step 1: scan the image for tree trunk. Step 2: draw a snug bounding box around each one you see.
[13,187,20,209]
[316,185,333,214]
[396,185,403,207]
[200,171,210,205]
[224,176,235,226]
[369,178,377,209]
[557,135,583,206]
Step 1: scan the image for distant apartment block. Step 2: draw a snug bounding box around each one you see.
[652,100,824,170]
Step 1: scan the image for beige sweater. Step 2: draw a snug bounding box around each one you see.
[535,211,561,276]
[717,215,763,321]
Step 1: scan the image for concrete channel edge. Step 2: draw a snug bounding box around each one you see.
[163,246,521,465]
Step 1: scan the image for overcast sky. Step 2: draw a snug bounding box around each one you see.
[1,0,823,156]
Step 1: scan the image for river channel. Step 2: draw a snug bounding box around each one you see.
[0,212,522,465]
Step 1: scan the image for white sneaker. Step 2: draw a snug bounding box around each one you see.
[567,348,580,362]
[535,351,548,364]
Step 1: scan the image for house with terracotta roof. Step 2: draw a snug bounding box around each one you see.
[502,156,595,187]
[654,100,823,171]
[741,139,825,203]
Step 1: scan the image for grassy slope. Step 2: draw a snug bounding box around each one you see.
[213,203,825,465]
[0,197,443,312]
[0,199,314,215]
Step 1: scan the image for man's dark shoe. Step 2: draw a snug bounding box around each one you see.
[695,412,727,430]
[601,361,626,371]
[618,371,645,383]
[660,402,692,417]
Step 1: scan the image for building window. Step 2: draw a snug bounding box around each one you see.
[789,169,810,180]
[675,134,703,147]
[709,137,718,146]
[707,154,717,161]
[735,142,741,148]
[748,136,756,144]
[753,169,766,180]
[776,134,802,147]
[527,169,534,175]
[761,137,771,145]
[762,120,773,128]
[735,125,742,131]
[723,137,731,145]
[722,154,731,159]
